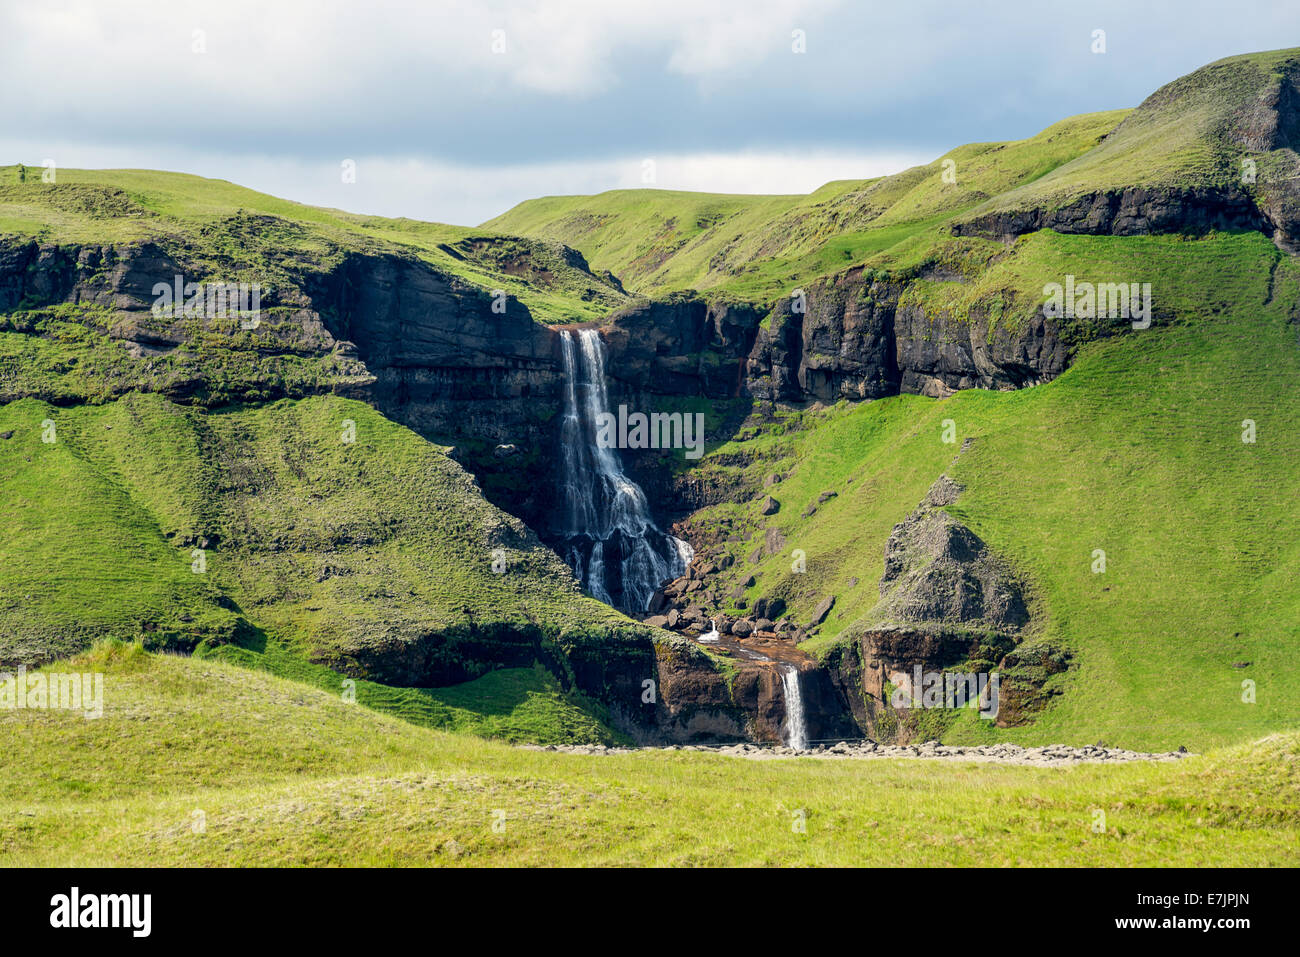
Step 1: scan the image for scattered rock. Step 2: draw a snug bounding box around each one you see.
[518,741,1193,765]
[760,495,780,516]
[808,595,836,626]
[753,596,785,619]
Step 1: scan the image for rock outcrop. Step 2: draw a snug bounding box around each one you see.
[874,476,1029,630]
[822,475,1064,741]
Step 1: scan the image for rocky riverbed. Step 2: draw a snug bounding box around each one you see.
[521,740,1193,765]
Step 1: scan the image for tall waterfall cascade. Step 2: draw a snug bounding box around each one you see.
[556,329,692,612]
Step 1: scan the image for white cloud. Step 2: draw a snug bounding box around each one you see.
[4,0,1299,229]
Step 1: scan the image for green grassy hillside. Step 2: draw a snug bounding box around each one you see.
[483,111,1127,301]
[3,46,1299,761]
[0,165,627,324]
[961,48,1300,223]
[681,231,1299,750]
[2,645,1295,866]
[0,390,646,742]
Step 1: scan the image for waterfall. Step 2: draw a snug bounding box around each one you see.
[557,329,692,612]
[781,666,808,751]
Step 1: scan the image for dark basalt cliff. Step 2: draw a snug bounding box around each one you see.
[299,252,568,523]
[950,186,1267,242]
[744,272,1069,401]
[595,268,1072,414]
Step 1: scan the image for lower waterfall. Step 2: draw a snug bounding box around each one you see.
[781,666,808,751]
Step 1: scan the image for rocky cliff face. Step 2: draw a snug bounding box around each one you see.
[599,294,766,398]
[597,272,1072,408]
[0,236,577,524]
[745,271,1070,402]
[950,186,1266,242]
[299,252,569,523]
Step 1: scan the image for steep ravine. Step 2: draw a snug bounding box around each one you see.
[0,234,1110,745]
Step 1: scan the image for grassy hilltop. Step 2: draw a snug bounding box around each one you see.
[483,112,1128,302]
[0,165,628,325]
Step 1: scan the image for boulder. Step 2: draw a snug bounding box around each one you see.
[809,595,836,626]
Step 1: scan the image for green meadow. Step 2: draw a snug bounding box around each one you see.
[2,645,1296,867]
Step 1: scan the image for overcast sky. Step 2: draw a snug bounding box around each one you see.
[2,1,1298,225]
